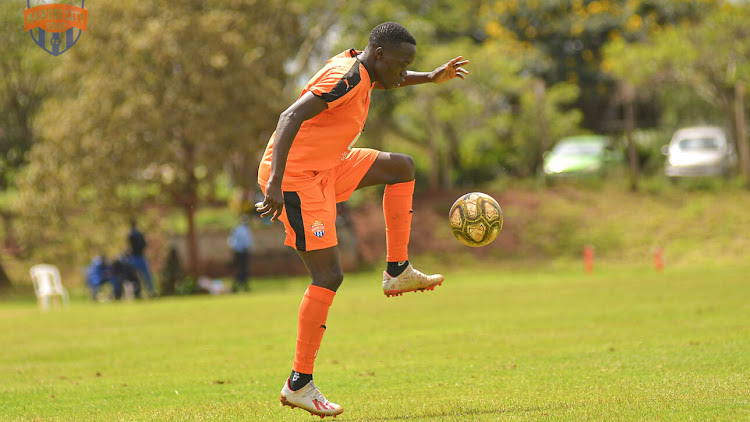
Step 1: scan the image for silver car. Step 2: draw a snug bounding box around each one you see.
[663,126,737,178]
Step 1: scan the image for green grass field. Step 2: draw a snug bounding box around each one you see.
[2,264,748,421]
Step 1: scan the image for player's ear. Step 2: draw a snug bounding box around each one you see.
[375,46,384,60]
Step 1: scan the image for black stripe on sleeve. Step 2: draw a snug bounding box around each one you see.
[319,62,361,103]
[283,191,306,251]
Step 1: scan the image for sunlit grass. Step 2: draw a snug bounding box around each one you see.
[1,264,748,421]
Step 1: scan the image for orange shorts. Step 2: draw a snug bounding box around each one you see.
[260,148,380,251]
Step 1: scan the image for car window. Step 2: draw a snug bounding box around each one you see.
[554,142,603,156]
[677,137,721,151]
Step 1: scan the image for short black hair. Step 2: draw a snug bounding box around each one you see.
[368,22,416,47]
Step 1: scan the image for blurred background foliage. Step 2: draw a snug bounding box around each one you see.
[1,0,749,279]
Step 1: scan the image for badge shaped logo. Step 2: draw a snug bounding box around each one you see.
[24,0,88,56]
[310,220,325,238]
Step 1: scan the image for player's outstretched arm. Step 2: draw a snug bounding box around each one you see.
[396,56,469,88]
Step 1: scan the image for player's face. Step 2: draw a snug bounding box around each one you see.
[375,42,416,89]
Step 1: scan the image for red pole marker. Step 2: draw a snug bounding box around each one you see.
[583,245,594,274]
[654,247,664,272]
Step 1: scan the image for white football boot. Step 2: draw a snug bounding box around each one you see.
[280,379,344,418]
[382,264,444,297]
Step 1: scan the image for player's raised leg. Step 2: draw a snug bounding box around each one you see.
[356,152,444,296]
[280,247,344,418]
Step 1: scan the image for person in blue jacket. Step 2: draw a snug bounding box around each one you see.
[86,255,110,301]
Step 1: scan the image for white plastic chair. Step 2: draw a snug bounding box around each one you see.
[30,264,70,311]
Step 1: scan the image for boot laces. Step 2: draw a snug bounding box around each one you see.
[303,381,328,404]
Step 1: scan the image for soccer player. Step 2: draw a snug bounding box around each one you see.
[256,21,469,418]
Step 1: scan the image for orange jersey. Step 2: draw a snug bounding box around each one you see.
[258,49,375,190]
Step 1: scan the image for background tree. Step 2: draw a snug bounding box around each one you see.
[0,3,50,192]
[482,0,721,134]
[0,1,55,287]
[15,0,302,273]
[603,4,750,186]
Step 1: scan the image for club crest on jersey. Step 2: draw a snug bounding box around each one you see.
[310,220,325,238]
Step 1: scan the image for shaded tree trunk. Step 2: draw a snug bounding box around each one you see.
[159,245,182,296]
[423,95,440,191]
[184,145,199,276]
[0,255,11,288]
[174,136,200,277]
[623,83,639,192]
[444,125,459,190]
[0,211,16,288]
[734,82,749,188]
[535,79,550,176]
[184,200,198,276]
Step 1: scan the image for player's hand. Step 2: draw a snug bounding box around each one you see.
[255,180,284,222]
[429,56,469,84]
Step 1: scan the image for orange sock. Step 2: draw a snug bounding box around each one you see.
[383,180,414,263]
[292,285,336,374]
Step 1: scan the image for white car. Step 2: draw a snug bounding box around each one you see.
[663,126,737,178]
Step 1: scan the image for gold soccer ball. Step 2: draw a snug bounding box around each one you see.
[448,192,503,247]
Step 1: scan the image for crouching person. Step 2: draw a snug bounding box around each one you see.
[111,254,142,300]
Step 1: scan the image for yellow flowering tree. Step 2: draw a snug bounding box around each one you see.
[483,0,721,132]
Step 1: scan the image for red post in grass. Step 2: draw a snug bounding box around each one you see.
[654,247,664,272]
[583,245,594,274]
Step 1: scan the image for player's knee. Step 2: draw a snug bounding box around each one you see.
[392,153,415,182]
[311,268,344,292]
